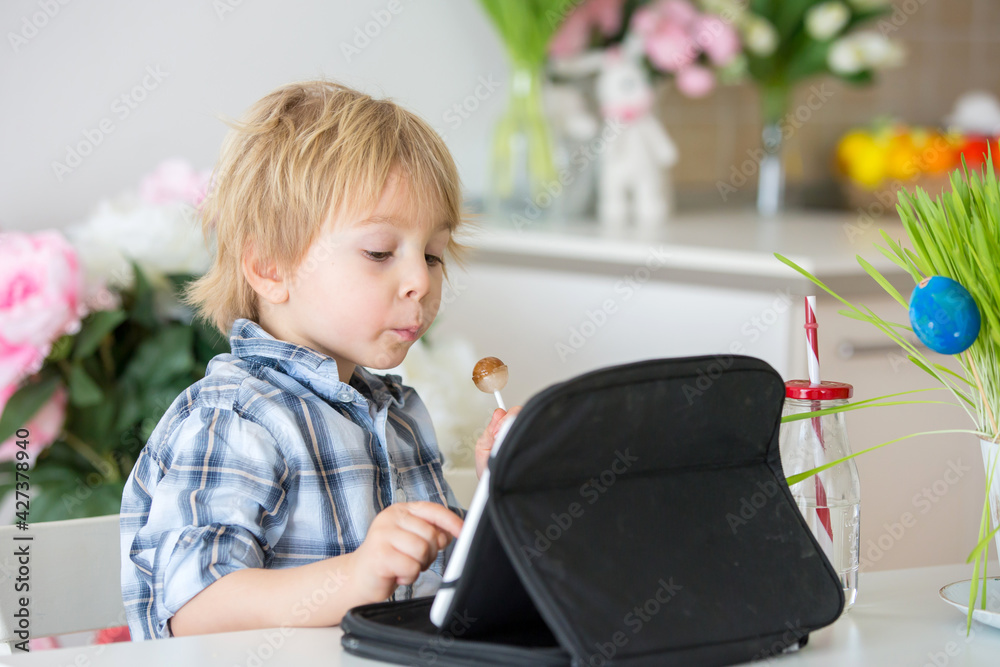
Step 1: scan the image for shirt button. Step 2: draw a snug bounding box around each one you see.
[396,489,407,502]
[337,390,353,402]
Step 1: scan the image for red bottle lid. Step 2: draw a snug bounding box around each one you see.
[785,379,854,400]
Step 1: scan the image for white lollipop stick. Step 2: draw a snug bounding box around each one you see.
[493,390,506,411]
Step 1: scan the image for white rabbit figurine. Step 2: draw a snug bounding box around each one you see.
[552,33,679,232]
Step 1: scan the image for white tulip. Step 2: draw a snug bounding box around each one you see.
[828,31,904,74]
[828,36,865,74]
[805,2,850,41]
[743,15,778,56]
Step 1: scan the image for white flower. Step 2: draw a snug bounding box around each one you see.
[805,2,850,41]
[742,15,778,56]
[828,31,904,74]
[386,335,496,469]
[67,194,211,291]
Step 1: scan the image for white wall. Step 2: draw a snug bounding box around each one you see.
[0,0,507,231]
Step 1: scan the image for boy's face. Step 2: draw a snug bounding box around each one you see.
[269,171,451,382]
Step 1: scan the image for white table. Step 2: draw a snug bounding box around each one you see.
[2,563,999,666]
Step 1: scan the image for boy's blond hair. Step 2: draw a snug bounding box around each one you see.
[186,79,470,335]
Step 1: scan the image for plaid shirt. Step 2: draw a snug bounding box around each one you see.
[120,318,463,640]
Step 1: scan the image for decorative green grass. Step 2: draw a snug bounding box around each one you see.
[775,157,999,630]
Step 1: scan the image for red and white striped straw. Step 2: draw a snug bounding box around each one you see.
[805,296,835,547]
[805,296,821,386]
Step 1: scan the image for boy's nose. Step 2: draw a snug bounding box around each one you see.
[400,257,431,299]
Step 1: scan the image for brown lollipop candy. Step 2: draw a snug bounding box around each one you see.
[473,357,508,410]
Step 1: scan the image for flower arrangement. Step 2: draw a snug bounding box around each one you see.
[718,0,904,125]
[776,157,999,628]
[0,160,227,522]
[549,0,744,98]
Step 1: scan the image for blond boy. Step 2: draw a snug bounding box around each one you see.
[120,80,515,640]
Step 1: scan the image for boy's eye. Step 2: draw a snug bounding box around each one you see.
[425,254,444,267]
[363,250,392,262]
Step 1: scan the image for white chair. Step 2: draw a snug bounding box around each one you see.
[0,514,125,653]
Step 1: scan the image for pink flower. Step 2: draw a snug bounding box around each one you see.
[0,231,84,385]
[589,0,626,36]
[0,340,43,390]
[138,158,212,207]
[630,7,661,37]
[653,0,699,28]
[692,15,741,65]
[645,22,696,72]
[0,385,66,464]
[549,0,627,58]
[676,64,716,97]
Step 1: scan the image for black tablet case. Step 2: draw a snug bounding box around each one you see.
[341,355,844,666]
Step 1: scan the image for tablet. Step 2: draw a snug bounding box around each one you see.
[430,417,550,640]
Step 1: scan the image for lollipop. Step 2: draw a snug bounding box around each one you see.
[473,357,508,410]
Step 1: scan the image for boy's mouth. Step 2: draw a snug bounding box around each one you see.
[391,326,421,341]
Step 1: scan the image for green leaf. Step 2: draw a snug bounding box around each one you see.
[67,364,104,407]
[72,310,127,360]
[128,260,158,328]
[857,255,908,307]
[111,381,144,434]
[64,401,116,454]
[193,318,231,363]
[123,325,195,388]
[786,429,985,486]
[46,335,74,363]
[780,399,958,423]
[0,372,61,442]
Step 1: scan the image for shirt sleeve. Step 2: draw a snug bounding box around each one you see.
[127,406,292,637]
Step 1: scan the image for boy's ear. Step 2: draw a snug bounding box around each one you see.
[242,246,289,305]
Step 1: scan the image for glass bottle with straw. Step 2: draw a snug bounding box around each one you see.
[780,296,862,612]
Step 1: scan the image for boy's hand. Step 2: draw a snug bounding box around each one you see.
[475,406,521,479]
[349,502,463,602]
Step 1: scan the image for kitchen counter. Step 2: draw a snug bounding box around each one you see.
[456,208,908,293]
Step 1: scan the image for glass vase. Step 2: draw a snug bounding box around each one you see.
[485,63,560,225]
[756,84,790,217]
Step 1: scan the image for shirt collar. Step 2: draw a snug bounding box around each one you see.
[227,318,404,410]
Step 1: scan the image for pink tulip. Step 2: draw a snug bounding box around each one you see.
[653,0,699,28]
[692,15,741,65]
[590,0,626,37]
[138,158,212,207]
[0,385,66,465]
[676,64,716,98]
[549,10,592,58]
[549,0,627,58]
[630,7,661,37]
[0,231,84,385]
[645,22,696,72]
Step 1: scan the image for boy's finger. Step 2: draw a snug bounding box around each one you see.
[390,529,439,570]
[488,408,505,428]
[396,512,440,545]
[397,513,453,551]
[405,502,464,539]
[492,405,521,436]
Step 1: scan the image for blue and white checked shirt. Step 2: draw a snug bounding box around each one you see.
[120,318,463,640]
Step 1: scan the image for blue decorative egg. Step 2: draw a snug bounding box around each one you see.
[908,276,981,355]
